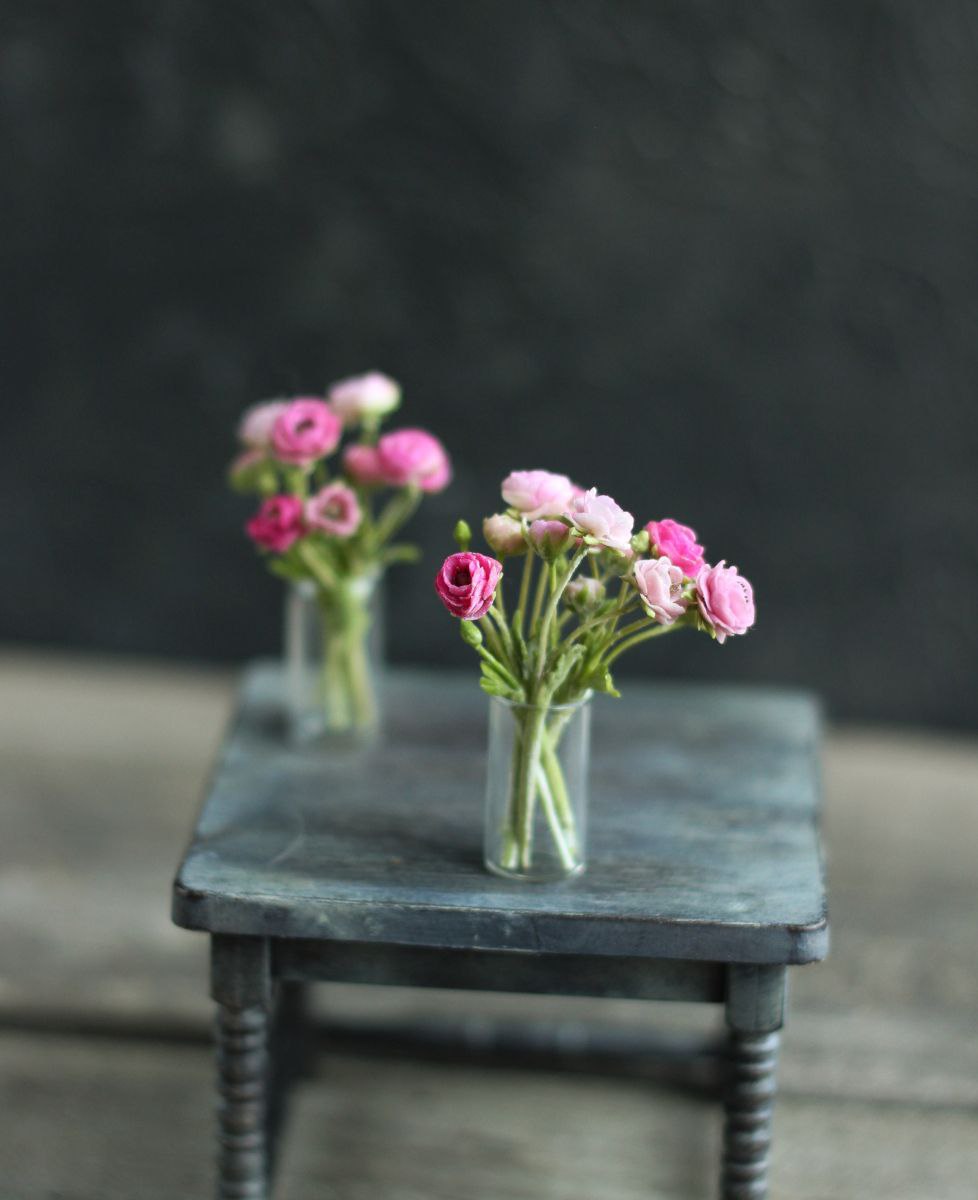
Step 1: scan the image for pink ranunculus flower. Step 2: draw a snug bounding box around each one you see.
[305,482,362,538]
[646,518,706,578]
[342,444,383,486]
[528,518,571,559]
[270,398,342,466]
[569,488,634,554]
[375,428,452,493]
[245,495,305,553]
[695,561,755,644]
[483,513,527,556]
[342,443,385,486]
[633,556,688,625]
[434,552,503,620]
[238,400,288,449]
[328,371,402,424]
[501,469,575,522]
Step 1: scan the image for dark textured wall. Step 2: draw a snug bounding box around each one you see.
[2,2,977,728]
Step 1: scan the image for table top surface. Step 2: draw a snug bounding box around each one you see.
[172,664,828,964]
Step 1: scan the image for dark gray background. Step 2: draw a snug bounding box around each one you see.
[2,2,976,728]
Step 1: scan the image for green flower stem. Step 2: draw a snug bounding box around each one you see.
[534,548,587,688]
[373,486,421,546]
[534,761,576,870]
[516,704,546,868]
[296,542,338,591]
[516,552,534,637]
[529,554,549,638]
[603,620,679,667]
[317,582,377,732]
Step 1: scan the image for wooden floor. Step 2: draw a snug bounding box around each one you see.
[2,649,976,1199]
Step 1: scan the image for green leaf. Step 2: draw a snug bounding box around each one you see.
[584,666,620,697]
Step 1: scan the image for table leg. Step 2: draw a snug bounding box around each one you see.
[721,964,786,1200]
[211,936,272,1200]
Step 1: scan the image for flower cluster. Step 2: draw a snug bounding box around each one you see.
[231,372,451,588]
[435,469,755,706]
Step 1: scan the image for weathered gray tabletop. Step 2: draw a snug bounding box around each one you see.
[172,664,828,1200]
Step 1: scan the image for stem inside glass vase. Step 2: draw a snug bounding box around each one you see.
[486,692,591,882]
[285,574,382,743]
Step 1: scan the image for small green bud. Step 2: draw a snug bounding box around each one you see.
[453,519,472,551]
[630,529,651,555]
[460,619,483,648]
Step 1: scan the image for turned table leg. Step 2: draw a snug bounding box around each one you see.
[211,936,272,1200]
[721,964,786,1200]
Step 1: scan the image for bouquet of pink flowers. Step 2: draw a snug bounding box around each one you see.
[435,470,755,878]
[231,372,451,735]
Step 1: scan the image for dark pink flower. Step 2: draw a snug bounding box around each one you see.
[434,552,503,620]
[695,561,755,643]
[376,428,452,493]
[270,398,342,466]
[245,495,305,553]
[646,518,706,578]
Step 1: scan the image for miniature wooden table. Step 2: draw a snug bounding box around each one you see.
[172,664,828,1200]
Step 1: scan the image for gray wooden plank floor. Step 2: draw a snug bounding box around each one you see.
[1,648,976,1198]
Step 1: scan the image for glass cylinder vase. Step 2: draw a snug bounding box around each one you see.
[283,573,383,744]
[484,692,591,882]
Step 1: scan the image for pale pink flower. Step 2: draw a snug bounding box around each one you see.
[695,561,755,644]
[646,518,706,578]
[271,398,342,466]
[342,444,385,486]
[501,470,575,522]
[434,552,503,620]
[528,519,571,559]
[238,401,288,449]
[569,488,634,554]
[376,428,452,493]
[633,556,687,625]
[483,513,527,556]
[245,495,305,553]
[328,371,401,424]
[305,482,362,538]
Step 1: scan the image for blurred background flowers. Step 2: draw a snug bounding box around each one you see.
[3,2,976,728]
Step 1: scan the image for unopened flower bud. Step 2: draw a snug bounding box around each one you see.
[565,576,605,614]
[483,513,526,557]
[528,519,572,561]
[454,519,472,551]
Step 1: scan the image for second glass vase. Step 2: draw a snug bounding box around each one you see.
[284,573,382,744]
[484,692,591,882]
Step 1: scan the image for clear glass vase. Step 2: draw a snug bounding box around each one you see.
[283,573,382,743]
[484,692,591,882]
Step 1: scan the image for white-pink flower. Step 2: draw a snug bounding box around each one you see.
[633,556,687,625]
[238,401,288,449]
[328,371,401,424]
[568,488,634,554]
[501,470,575,522]
[305,482,362,538]
[483,513,527,556]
